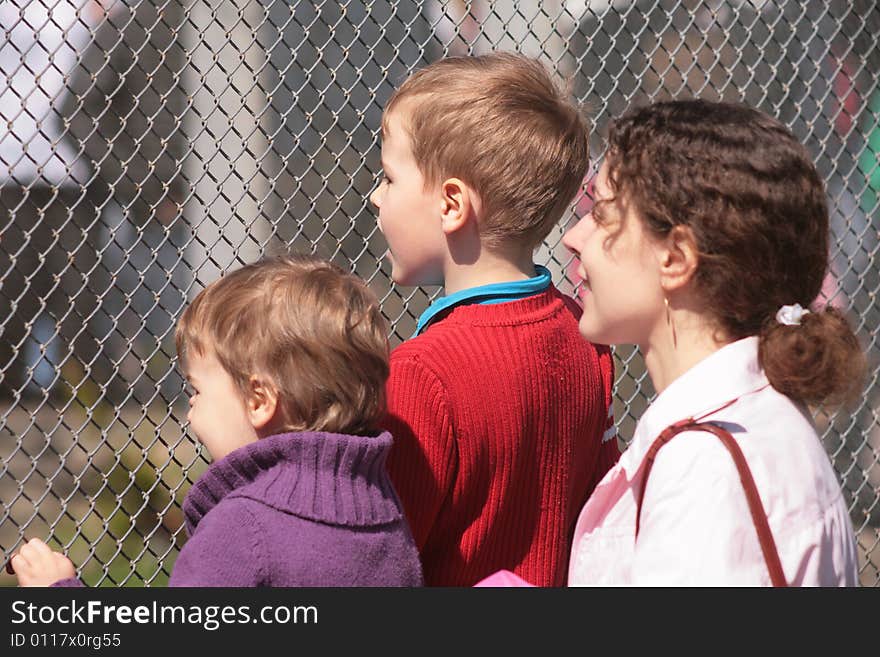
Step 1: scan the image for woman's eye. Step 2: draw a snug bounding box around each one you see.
[591,201,609,226]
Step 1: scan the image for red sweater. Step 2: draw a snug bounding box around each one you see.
[382,286,618,586]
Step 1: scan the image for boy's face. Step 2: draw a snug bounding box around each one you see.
[184,348,259,461]
[370,106,446,286]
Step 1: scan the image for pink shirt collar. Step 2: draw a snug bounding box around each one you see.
[623,337,771,475]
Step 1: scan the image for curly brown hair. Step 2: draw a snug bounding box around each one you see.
[602,99,865,406]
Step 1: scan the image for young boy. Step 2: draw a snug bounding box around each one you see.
[370,53,617,586]
[10,256,423,587]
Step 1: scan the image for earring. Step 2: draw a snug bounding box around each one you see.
[665,297,677,349]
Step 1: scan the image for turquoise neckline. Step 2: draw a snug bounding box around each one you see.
[414,265,552,336]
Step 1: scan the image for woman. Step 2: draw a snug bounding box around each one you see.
[557,99,863,585]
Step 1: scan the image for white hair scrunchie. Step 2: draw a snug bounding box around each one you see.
[776,303,810,326]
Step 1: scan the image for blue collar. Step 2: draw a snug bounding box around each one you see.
[414,265,552,335]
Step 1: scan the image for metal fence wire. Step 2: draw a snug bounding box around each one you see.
[0,0,878,586]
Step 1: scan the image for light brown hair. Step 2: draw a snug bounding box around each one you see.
[600,99,865,406]
[175,255,390,435]
[384,52,589,250]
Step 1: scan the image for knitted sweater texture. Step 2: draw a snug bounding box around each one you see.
[382,286,617,586]
[55,431,423,587]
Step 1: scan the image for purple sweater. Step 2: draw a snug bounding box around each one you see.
[55,431,423,587]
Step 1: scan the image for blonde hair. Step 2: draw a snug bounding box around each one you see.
[384,52,589,250]
[175,255,390,435]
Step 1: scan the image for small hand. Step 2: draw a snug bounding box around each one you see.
[9,538,75,587]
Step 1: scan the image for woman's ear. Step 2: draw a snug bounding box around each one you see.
[439,177,479,235]
[658,224,699,293]
[246,376,279,434]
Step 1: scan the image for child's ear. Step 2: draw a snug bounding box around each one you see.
[246,376,279,433]
[439,177,479,235]
[658,224,699,293]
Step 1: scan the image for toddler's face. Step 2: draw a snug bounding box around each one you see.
[184,349,259,461]
[370,106,446,286]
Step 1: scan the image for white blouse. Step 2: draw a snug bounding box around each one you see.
[568,337,858,586]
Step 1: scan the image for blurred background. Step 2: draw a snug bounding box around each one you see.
[0,0,878,586]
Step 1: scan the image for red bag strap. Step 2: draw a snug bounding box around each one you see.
[634,418,788,587]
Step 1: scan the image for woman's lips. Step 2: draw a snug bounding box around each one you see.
[578,267,590,288]
[573,267,590,298]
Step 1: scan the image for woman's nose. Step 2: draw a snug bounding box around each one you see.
[562,215,586,255]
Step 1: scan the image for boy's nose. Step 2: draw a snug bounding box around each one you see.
[369,185,381,208]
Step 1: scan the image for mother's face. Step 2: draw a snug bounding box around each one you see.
[562,161,667,348]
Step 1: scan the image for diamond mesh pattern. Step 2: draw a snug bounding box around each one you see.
[1,0,878,586]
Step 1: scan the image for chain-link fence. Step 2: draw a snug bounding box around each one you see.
[1,0,877,586]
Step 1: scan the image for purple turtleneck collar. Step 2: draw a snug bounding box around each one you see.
[183,430,403,536]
